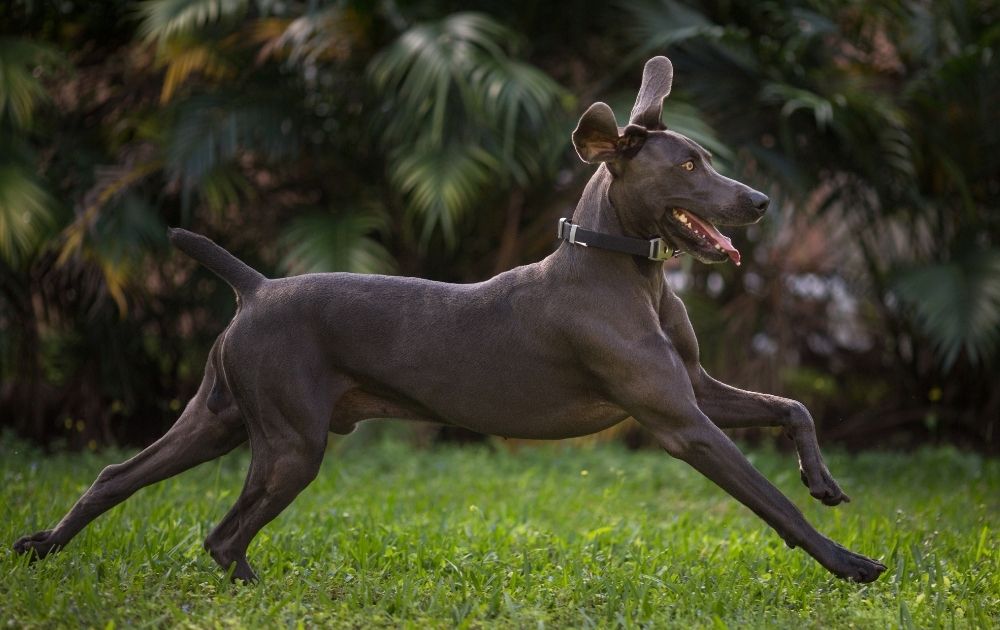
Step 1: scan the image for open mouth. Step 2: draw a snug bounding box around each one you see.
[670,208,741,265]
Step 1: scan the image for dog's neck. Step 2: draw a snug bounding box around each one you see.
[570,167,624,236]
[554,166,666,293]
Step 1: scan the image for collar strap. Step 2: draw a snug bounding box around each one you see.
[557,218,674,261]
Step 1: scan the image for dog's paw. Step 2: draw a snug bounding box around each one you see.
[206,540,258,584]
[13,530,63,560]
[821,541,887,583]
[800,466,851,506]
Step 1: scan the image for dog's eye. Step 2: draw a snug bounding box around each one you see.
[681,160,695,171]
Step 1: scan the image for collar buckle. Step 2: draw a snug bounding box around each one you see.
[647,237,672,261]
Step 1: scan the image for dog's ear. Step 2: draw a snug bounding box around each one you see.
[573,102,620,163]
[629,56,673,130]
[572,103,648,164]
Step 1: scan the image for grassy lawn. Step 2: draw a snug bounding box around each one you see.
[1,433,997,628]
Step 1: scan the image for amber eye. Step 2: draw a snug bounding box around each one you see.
[681,160,695,171]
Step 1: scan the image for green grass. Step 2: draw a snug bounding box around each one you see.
[1,434,997,629]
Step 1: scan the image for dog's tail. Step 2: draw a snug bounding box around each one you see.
[168,228,265,296]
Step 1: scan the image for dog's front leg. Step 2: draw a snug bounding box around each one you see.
[656,287,849,506]
[640,403,884,581]
[693,368,849,506]
[601,344,885,582]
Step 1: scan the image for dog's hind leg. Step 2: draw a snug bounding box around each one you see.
[13,345,247,559]
[203,427,326,582]
[203,362,337,582]
[693,368,848,506]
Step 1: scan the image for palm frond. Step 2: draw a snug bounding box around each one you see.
[892,246,1000,369]
[198,162,254,213]
[138,0,248,43]
[369,12,563,147]
[466,55,570,177]
[0,37,65,129]
[661,100,734,163]
[94,195,166,260]
[760,83,834,131]
[619,0,723,54]
[0,162,58,267]
[830,88,917,196]
[254,6,367,65]
[370,12,569,245]
[157,36,236,103]
[389,143,499,247]
[505,123,570,189]
[369,16,468,146]
[58,144,163,267]
[165,93,300,191]
[89,194,167,313]
[280,210,396,275]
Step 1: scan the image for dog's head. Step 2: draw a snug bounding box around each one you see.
[572,56,768,265]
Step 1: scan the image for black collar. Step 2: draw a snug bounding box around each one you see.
[557,218,675,261]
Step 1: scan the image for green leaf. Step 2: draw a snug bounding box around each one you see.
[389,143,499,247]
[892,247,1000,369]
[259,6,361,65]
[371,12,566,147]
[91,193,167,265]
[620,0,723,53]
[760,83,834,131]
[197,163,254,213]
[165,93,300,191]
[0,37,65,129]
[0,161,57,266]
[279,210,396,276]
[662,101,733,162]
[369,12,568,245]
[138,0,248,43]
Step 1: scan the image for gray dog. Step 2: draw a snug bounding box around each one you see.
[15,57,886,584]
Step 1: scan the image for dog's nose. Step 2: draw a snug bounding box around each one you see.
[749,191,769,215]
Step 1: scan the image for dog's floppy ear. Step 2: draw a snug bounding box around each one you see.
[572,102,648,164]
[629,56,673,130]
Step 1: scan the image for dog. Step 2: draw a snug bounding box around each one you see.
[14,56,886,584]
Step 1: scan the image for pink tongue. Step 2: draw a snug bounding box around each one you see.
[682,211,741,265]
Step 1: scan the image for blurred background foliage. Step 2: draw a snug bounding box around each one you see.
[0,0,997,452]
